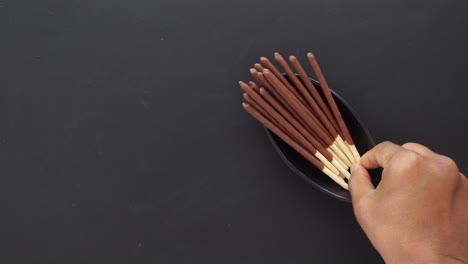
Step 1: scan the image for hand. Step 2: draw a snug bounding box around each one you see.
[349,142,468,264]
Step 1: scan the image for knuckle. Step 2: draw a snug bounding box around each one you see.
[391,151,424,174]
[401,142,418,148]
[437,156,459,172]
[379,141,393,148]
[401,151,423,165]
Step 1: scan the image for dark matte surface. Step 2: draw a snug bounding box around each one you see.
[1,0,468,263]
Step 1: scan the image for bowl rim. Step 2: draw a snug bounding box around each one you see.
[264,78,375,202]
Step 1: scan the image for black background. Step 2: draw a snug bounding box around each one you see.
[1,0,468,263]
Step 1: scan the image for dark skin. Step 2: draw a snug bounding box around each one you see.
[349,142,468,264]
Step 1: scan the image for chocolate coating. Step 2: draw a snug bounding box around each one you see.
[243,103,324,170]
[307,53,354,144]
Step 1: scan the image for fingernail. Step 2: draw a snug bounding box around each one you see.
[351,163,358,173]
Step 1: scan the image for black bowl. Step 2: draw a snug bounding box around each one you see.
[265,78,376,202]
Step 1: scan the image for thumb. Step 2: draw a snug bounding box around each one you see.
[349,163,375,203]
